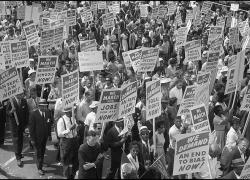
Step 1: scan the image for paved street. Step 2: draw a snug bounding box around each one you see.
[0,122,112,179]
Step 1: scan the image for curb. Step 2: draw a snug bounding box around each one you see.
[0,166,24,179]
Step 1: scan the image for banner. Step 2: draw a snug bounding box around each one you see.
[102,13,115,30]
[177,85,196,116]
[10,40,29,68]
[241,83,250,111]
[61,70,79,109]
[0,67,23,101]
[185,40,201,62]
[229,27,239,46]
[80,39,97,52]
[96,88,121,123]
[190,104,210,132]
[138,47,158,72]
[128,48,142,72]
[225,68,237,95]
[23,23,39,47]
[208,26,223,44]
[173,131,209,176]
[78,51,103,72]
[118,81,137,119]
[197,71,210,85]
[35,56,58,84]
[151,154,168,178]
[240,157,250,179]
[80,9,93,23]
[140,5,148,18]
[146,80,161,120]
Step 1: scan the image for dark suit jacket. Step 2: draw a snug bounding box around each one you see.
[29,109,51,144]
[7,97,29,133]
[106,126,123,161]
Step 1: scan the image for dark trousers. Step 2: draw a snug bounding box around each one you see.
[35,137,47,170]
[12,127,24,160]
[106,150,122,179]
[0,107,6,145]
[60,137,79,179]
[77,124,85,146]
[166,148,175,176]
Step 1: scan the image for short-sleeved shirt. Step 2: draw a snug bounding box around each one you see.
[84,112,96,131]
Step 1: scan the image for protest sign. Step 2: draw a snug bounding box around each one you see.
[138,47,158,72]
[56,10,67,21]
[205,50,220,72]
[41,18,51,30]
[128,48,142,72]
[173,131,209,176]
[228,55,237,69]
[17,6,25,19]
[216,17,226,27]
[185,10,193,24]
[80,39,97,52]
[201,1,212,14]
[151,154,168,178]
[67,9,76,26]
[233,50,245,84]
[197,71,210,85]
[167,2,176,16]
[190,104,210,132]
[193,8,201,28]
[0,2,6,16]
[96,88,120,123]
[80,9,93,23]
[177,85,196,116]
[40,29,54,52]
[61,70,79,109]
[230,3,239,11]
[53,26,64,48]
[1,41,12,68]
[139,5,148,18]
[78,51,103,72]
[229,27,239,46]
[241,84,250,111]
[122,52,132,69]
[55,1,66,11]
[102,13,115,30]
[109,3,120,14]
[0,67,23,101]
[118,81,138,119]
[24,6,40,24]
[175,27,188,48]
[158,5,167,19]
[204,9,213,24]
[10,40,29,68]
[146,80,161,120]
[176,12,182,26]
[195,82,210,113]
[208,26,223,44]
[98,2,106,10]
[151,7,159,19]
[35,56,58,84]
[23,23,39,47]
[240,157,250,179]
[225,68,237,95]
[185,40,201,62]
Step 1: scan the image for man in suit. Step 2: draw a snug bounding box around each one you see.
[6,93,29,167]
[29,99,51,175]
[106,119,128,179]
[220,138,249,179]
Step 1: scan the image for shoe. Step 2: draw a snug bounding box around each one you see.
[38,169,45,176]
[17,160,23,167]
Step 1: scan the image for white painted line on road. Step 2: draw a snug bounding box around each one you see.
[2,146,30,168]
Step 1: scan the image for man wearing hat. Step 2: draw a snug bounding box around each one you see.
[7,92,29,167]
[84,101,99,141]
[57,106,78,179]
[29,99,51,175]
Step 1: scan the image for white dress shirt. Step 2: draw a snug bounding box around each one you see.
[169,86,183,105]
[169,124,182,149]
[57,115,77,139]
